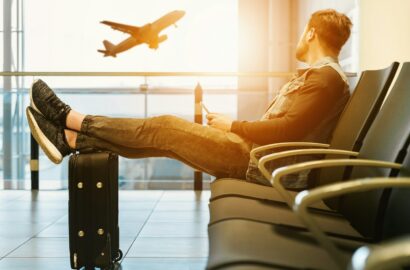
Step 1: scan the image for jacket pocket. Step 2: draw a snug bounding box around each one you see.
[265,90,297,119]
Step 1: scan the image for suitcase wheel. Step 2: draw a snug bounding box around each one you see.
[101,262,115,270]
[114,249,123,262]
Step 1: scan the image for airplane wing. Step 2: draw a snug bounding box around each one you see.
[151,11,185,33]
[151,17,171,32]
[101,21,140,35]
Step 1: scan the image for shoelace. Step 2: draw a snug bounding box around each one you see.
[39,83,70,123]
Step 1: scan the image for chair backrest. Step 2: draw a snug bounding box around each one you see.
[330,62,399,151]
[382,148,410,240]
[337,62,410,239]
[315,62,399,188]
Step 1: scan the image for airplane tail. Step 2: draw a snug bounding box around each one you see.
[98,40,116,57]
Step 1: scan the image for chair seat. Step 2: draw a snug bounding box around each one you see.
[207,219,364,270]
[211,178,333,210]
[212,265,282,270]
[209,196,362,239]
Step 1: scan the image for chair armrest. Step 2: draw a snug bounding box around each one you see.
[293,177,410,268]
[250,142,330,165]
[257,148,358,181]
[350,236,410,270]
[271,159,401,207]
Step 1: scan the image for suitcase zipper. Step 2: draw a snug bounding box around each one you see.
[73,253,78,268]
[70,154,81,268]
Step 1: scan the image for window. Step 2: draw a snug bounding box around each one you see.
[1,0,239,189]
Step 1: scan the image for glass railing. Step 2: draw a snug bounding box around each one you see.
[0,71,357,190]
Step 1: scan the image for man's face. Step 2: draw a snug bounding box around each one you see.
[295,25,311,62]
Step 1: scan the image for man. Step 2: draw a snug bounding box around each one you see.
[27,9,352,188]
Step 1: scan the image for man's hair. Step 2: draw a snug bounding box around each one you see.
[308,9,353,54]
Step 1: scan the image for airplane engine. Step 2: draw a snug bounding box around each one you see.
[149,42,159,49]
[148,35,168,49]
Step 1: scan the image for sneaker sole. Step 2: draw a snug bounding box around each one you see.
[30,79,43,115]
[26,107,63,164]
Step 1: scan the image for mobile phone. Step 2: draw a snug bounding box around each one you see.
[201,102,210,114]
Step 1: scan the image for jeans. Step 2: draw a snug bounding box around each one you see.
[75,115,252,179]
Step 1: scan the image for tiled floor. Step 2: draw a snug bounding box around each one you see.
[0,190,209,269]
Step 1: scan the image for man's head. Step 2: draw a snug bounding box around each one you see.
[296,9,353,63]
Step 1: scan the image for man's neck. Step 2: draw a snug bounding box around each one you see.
[305,47,338,66]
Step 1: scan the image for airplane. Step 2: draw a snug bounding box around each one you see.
[98,10,185,57]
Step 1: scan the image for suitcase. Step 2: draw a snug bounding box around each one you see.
[68,152,123,270]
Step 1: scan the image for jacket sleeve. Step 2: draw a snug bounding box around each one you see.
[230,67,346,145]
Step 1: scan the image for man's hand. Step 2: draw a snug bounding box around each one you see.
[206,113,233,131]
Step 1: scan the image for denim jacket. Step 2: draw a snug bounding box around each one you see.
[232,57,350,188]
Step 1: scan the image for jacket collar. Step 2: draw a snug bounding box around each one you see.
[297,56,339,76]
[312,56,338,67]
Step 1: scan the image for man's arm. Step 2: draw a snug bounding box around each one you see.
[230,67,346,145]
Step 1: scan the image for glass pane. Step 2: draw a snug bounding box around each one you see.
[24,0,238,72]
[1,0,243,189]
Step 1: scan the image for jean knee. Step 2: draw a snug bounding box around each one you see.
[155,114,178,122]
[165,114,179,121]
[153,115,184,128]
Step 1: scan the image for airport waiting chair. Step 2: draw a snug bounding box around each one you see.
[206,236,410,270]
[349,236,410,270]
[206,63,410,269]
[210,236,410,270]
[208,63,408,227]
[210,62,399,206]
[207,177,410,270]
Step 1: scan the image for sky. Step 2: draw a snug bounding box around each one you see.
[24,0,238,73]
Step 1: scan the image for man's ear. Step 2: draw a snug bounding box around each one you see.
[306,27,315,41]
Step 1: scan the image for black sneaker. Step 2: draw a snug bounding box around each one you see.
[26,106,72,164]
[30,79,71,127]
